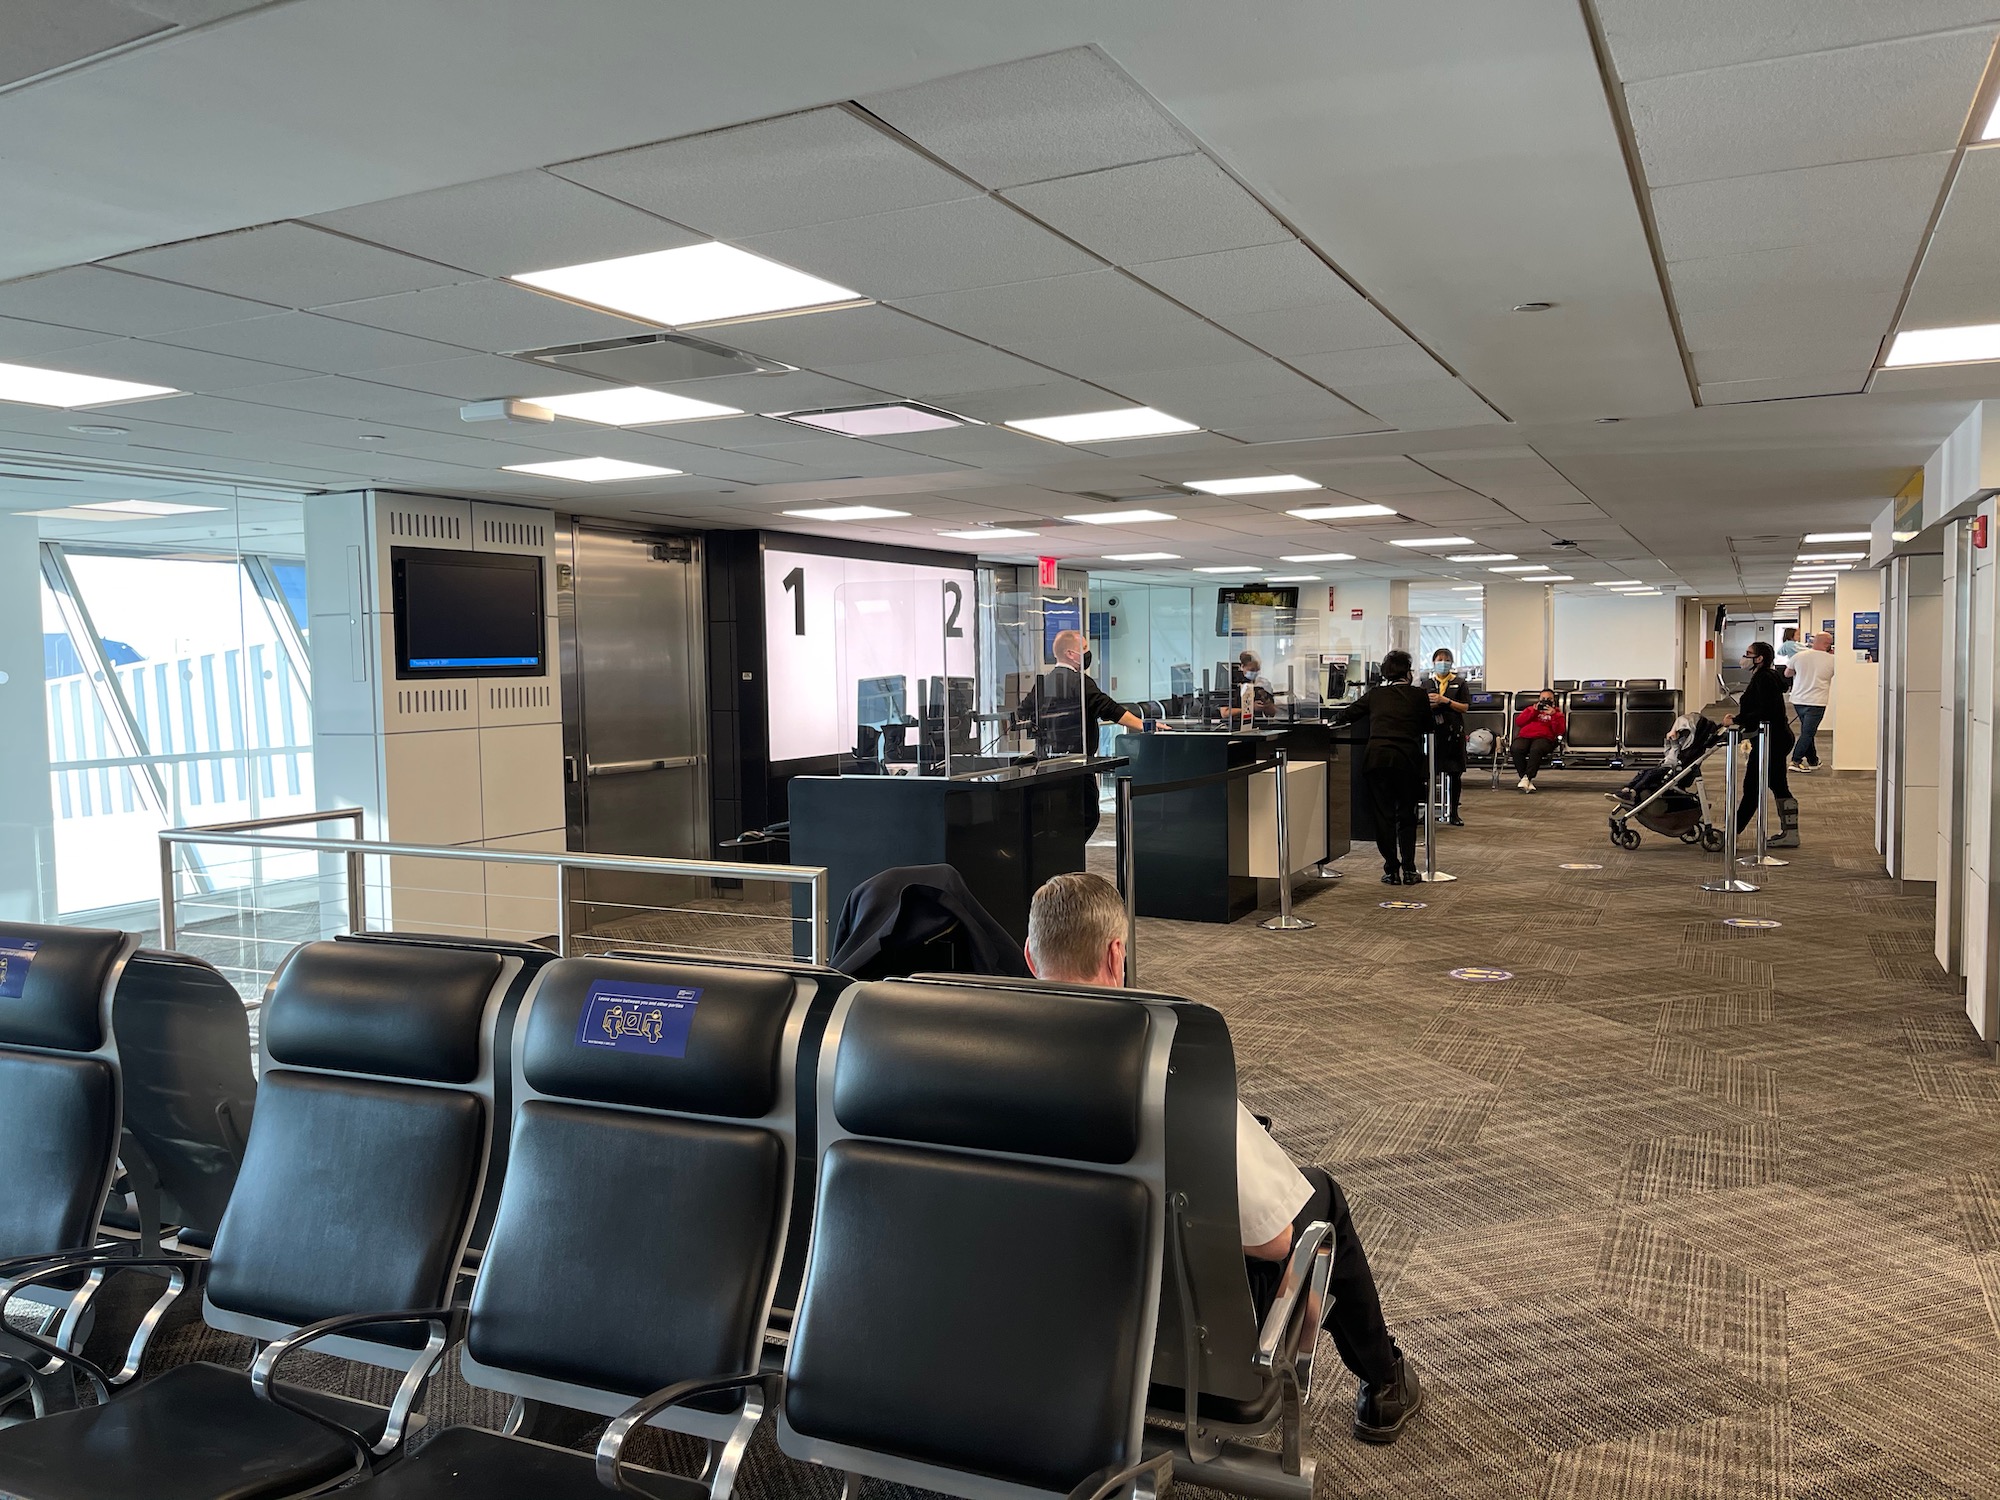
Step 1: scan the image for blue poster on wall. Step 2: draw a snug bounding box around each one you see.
[1852,611,1879,658]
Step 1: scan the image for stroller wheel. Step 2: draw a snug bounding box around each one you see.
[1679,828,1701,844]
[1608,826,1624,848]
[1618,828,1641,851]
[1700,826,1724,852]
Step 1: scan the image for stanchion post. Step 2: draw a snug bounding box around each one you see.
[1741,722,1788,868]
[159,839,178,949]
[1261,749,1314,930]
[1201,669,1212,728]
[1421,730,1458,883]
[1117,775,1139,982]
[1702,727,1759,893]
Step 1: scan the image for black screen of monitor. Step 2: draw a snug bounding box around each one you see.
[392,547,545,679]
[857,674,909,726]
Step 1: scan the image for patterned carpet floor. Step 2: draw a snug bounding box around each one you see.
[82,767,2000,1497]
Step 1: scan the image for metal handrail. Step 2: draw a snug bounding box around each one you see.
[159,811,831,965]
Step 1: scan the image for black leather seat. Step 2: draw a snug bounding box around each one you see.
[775,979,1176,1500]
[341,954,818,1500]
[1622,688,1684,759]
[0,939,517,1500]
[1563,689,1623,764]
[0,924,138,1417]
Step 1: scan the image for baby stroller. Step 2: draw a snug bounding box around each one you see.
[1606,714,1725,851]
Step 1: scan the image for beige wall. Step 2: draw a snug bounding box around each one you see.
[1833,570,1881,772]
[1484,582,1548,695]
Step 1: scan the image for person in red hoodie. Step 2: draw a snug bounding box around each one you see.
[1510,688,1565,792]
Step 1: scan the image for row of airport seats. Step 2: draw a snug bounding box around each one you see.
[0,925,1332,1500]
[1465,685,1684,771]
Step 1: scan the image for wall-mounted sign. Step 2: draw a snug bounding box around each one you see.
[1037,555,1058,589]
[1852,610,1880,657]
[1351,607,1365,621]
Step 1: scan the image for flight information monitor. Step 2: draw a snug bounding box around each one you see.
[392,547,546,678]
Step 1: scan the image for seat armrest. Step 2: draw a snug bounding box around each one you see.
[595,1372,776,1496]
[1068,1452,1174,1500]
[0,1251,207,1397]
[250,1307,456,1461]
[1253,1220,1331,1372]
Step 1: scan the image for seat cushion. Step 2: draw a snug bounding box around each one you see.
[359,1427,704,1500]
[0,1363,361,1500]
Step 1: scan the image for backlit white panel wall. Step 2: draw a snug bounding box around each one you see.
[306,490,560,940]
[1483,583,1547,694]
[1901,556,1943,883]
[761,547,974,763]
[1551,593,1676,683]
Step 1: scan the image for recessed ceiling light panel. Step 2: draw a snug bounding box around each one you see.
[1803,531,1870,543]
[1287,503,1397,520]
[1102,552,1180,562]
[1062,509,1177,525]
[1489,564,1550,573]
[1796,553,1864,562]
[1194,566,1260,573]
[1448,553,1516,562]
[1279,552,1355,562]
[75,499,222,516]
[782,505,910,521]
[1389,536,1475,548]
[937,527,1039,540]
[779,402,971,436]
[512,242,865,328]
[530,388,740,425]
[502,457,684,483]
[1183,474,1320,496]
[1262,574,1322,582]
[1883,323,2000,367]
[1008,408,1199,443]
[0,361,178,410]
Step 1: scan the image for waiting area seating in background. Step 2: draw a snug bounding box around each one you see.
[1480,686,1685,781]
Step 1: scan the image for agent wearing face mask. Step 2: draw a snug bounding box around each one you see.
[1510,689,1566,792]
[1722,639,1796,841]
[1427,650,1471,826]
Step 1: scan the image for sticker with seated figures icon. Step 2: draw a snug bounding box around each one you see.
[1448,967,1514,982]
[1378,900,1429,910]
[1722,918,1783,929]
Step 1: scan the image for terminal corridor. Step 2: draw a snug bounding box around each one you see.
[110,770,1996,1500]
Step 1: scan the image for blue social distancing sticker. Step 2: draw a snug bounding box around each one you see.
[576,980,701,1057]
[0,937,41,999]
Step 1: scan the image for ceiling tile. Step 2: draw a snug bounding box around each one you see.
[860,47,1193,190]
[1669,242,1906,354]
[218,374,459,420]
[818,345,1059,400]
[47,338,318,394]
[1340,378,1506,430]
[155,311,473,376]
[736,196,1100,302]
[923,379,1119,423]
[0,315,117,361]
[1625,30,1993,186]
[1128,241,1352,317]
[1292,344,1451,388]
[1003,155,1292,264]
[1693,338,1887,384]
[553,107,977,239]
[316,279,656,350]
[863,426,1070,467]
[722,304,980,369]
[1214,299,1409,360]
[309,169,702,279]
[1897,144,2000,329]
[108,223,470,308]
[1652,152,1952,263]
[897,270,1248,376]
[729,436,970,478]
[1596,0,2000,82]
[365,352,611,402]
[0,0,172,86]
[0,266,278,337]
[1698,373,1868,403]
[1212,411,1389,443]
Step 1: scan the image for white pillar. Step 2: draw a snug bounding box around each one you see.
[1484,581,1549,696]
[0,517,57,920]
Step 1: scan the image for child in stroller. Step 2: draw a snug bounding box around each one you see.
[1607,714,1724,850]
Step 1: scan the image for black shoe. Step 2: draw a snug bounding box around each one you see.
[1382,870,1402,884]
[1400,870,1423,885]
[1354,1355,1424,1443]
[1447,815,1466,827]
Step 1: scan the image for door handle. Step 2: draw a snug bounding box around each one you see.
[584,756,698,777]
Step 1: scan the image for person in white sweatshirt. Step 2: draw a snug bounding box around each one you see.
[1786,632,1835,772]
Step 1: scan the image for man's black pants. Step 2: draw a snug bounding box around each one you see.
[1245,1165,1401,1387]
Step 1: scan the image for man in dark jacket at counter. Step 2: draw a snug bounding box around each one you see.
[1012,628,1145,755]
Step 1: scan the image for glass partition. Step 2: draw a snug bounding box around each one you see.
[983,588,1097,764]
[833,575,979,776]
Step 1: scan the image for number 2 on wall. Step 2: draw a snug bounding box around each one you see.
[943,581,964,638]
[782,567,805,636]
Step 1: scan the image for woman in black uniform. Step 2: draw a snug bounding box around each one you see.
[1336,650,1435,884]
[1724,640,1795,835]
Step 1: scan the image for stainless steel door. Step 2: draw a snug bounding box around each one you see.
[568,527,707,859]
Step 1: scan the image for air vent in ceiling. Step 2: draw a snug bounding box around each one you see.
[509,332,796,385]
